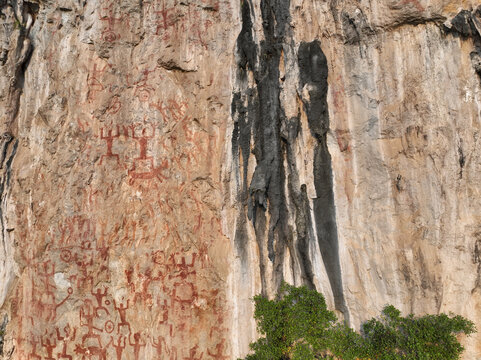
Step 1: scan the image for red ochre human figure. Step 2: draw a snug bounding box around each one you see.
[114,299,131,334]
[80,299,103,346]
[128,124,154,173]
[152,336,167,359]
[128,124,169,184]
[125,266,136,293]
[127,67,157,102]
[28,334,42,360]
[133,268,160,305]
[168,345,179,360]
[74,337,112,360]
[107,96,122,114]
[133,124,155,161]
[41,334,57,360]
[75,255,94,290]
[99,126,120,165]
[197,242,211,269]
[56,324,76,360]
[57,223,69,246]
[96,243,111,276]
[111,335,126,360]
[172,281,198,311]
[209,311,228,339]
[155,298,169,324]
[33,277,72,322]
[154,1,175,34]
[167,98,188,120]
[168,252,197,280]
[150,98,188,123]
[184,345,203,360]
[99,6,129,42]
[72,216,95,241]
[150,99,171,123]
[38,260,56,298]
[137,67,155,86]
[207,339,229,360]
[129,332,146,360]
[91,287,110,316]
[88,63,107,91]
[28,284,41,325]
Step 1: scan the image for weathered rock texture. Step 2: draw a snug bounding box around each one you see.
[1,0,234,358]
[2,0,481,359]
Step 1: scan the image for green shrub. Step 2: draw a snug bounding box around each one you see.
[244,282,337,359]
[360,305,476,359]
[240,283,475,360]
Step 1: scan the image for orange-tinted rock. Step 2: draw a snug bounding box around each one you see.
[2,0,481,359]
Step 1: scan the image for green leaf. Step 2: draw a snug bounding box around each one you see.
[240,284,476,360]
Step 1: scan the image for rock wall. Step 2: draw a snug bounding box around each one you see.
[0,0,236,358]
[2,0,481,359]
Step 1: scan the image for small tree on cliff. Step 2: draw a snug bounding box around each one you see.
[241,283,475,360]
[243,282,338,359]
[359,305,476,360]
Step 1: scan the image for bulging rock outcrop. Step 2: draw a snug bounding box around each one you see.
[1,0,481,359]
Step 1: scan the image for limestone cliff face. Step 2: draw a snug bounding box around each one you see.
[0,0,235,358]
[1,0,481,359]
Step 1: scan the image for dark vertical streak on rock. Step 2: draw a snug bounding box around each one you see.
[5,140,18,187]
[0,314,7,356]
[4,2,36,128]
[445,7,481,79]
[0,139,17,268]
[296,184,315,288]
[312,141,347,316]
[231,0,345,304]
[284,114,315,288]
[0,133,13,170]
[298,41,348,319]
[232,0,291,294]
[231,0,254,275]
[458,142,465,179]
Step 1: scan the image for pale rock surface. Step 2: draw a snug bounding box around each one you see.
[0,0,481,359]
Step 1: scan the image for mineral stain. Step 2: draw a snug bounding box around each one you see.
[232,0,348,319]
